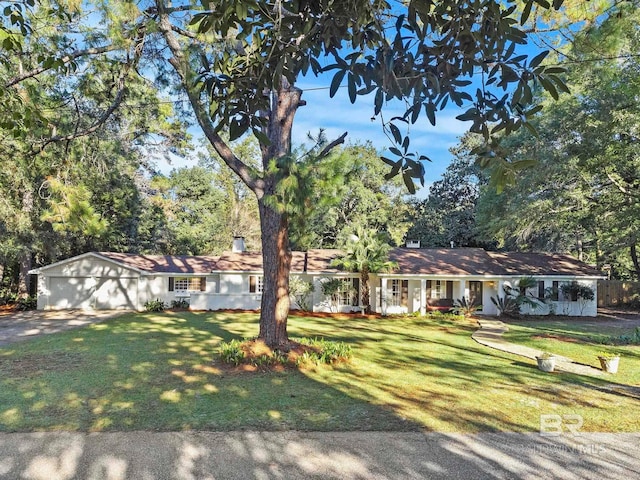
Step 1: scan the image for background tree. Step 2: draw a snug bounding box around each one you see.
[302,143,412,249]
[407,133,493,248]
[474,5,640,278]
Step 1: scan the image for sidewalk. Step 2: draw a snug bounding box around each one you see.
[472,318,604,376]
[0,431,638,480]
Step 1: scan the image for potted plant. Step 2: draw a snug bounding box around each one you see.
[536,352,556,372]
[597,352,620,373]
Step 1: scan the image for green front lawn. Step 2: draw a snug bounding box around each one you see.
[502,318,640,387]
[0,311,638,432]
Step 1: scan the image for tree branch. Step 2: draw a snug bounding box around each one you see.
[5,45,120,88]
[36,32,146,152]
[156,2,262,195]
[317,132,348,159]
[171,24,198,39]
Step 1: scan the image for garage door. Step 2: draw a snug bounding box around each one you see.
[48,277,138,310]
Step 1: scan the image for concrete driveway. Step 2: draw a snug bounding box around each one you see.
[0,310,128,347]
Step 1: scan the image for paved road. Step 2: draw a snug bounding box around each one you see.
[0,431,638,480]
[0,310,126,347]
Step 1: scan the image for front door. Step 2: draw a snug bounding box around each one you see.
[469,281,483,307]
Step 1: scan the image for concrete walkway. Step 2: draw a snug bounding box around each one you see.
[472,318,604,376]
[0,431,639,480]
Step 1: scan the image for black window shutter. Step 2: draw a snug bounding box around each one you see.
[200,277,206,291]
[446,281,453,299]
[168,277,174,292]
[249,276,256,293]
[352,278,360,306]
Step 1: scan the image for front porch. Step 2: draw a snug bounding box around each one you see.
[373,277,500,316]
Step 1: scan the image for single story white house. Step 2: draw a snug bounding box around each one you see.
[29,242,604,316]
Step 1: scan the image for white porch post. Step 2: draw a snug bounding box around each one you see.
[420,279,427,315]
[498,280,506,299]
[458,280,466,301]
[381,277,388,316]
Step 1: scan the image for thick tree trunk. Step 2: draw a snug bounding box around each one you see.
[256,79,303,347]
[258,198,291,347]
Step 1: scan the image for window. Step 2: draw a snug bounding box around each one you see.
[429,280,453,299]
[168,277,206,292]
[338,278,359,306]
[432,280,443,299]
[249,275,264,293]
[537,281,545,300]
[388,279,408,307]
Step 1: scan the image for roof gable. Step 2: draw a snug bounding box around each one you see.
[28,252,144,275]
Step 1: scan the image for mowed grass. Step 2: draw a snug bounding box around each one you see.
[0,311,638,433]
[502,318,640,387]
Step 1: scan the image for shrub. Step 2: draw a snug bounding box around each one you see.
[219,339,246,366]
[320,278,346,312]
[560,281,595,302]
[170,298,190,309]
[217,337,353,368]
[296,337,353,365]
[624,293,640,310]
[597,327,640,346]
[490,295,519,317]
[0,288,17,306]
[451,297,482,317]
[15,295,37,311]
[144,299,166,312]
[289,276,315,311]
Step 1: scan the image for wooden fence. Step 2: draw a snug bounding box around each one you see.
[597,280,640,307]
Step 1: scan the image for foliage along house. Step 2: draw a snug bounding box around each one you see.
[30,239,604,316]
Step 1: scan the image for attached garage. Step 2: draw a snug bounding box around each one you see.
[29,252,218,311]
[45,276,139,310]
[30,253,144,311]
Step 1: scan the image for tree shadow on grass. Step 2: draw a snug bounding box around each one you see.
[1,310,637,435]
[0,311,418,433]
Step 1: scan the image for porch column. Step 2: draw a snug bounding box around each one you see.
[381,277,388,316]
[420,279,427,315]
[458,280,466,301]
[498,280,506,299]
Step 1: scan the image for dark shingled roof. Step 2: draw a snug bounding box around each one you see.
[388,248,505,276]
[213,251,307,272]
[486,252,602,277]
[97,252,219,274]
[92,249,602,277]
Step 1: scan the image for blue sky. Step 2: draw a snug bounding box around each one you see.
[156,82,470,198]
[293,79,471,195]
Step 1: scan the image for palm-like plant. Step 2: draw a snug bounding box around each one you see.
[331,226,397,313]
